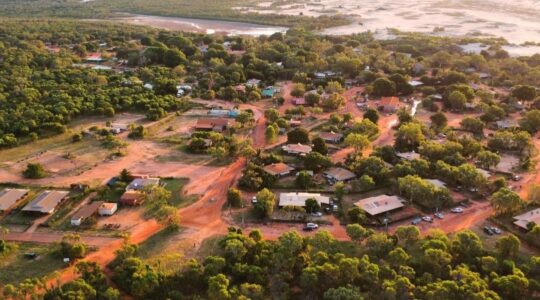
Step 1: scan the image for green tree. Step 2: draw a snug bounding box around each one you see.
[512,85,537,101]
[363,108,379,124]
[430,112,448,129]
[305,198,320,213]
[254,188,276,218]
[227,188,243,208]
[496,234,520,259]
[312,136,328,155]
[372,78,396,97]
[23,163,47,179]
[287,127,310,144]
[448,90,467,111]
[346,224,370,242]
[476,150,501,170]
[344,133,370,154]
[296,171,313,189]
[491,188,524,215]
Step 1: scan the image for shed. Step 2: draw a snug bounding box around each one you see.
[71,201,104,226]
[324,167,356,183]
[99,202,118,216]
[120,191,145,206]
[263,163,294,177]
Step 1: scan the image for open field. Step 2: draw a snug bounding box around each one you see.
[0,242,66,285]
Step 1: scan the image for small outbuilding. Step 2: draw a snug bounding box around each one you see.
[71,201,104,226]
[99,202,118,216]
[319,132,344,144]
[282,143,312,156]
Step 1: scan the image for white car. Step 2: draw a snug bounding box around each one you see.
[434,212,444,219]
[251,196,257,204]
[304,223,319,230]
[311,212,323,217]
[451,207,464,213]
[422,216,434,223]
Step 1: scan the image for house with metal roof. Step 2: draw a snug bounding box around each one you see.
[22,190,69,214]
[0,189,29,211]
[354,195,405,216]
[279,192,330,207]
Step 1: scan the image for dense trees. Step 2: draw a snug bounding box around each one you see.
[23,163,47,179]
[97,227,540,299]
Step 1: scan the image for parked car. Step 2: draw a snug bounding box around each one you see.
[251,196,257,204]
[311,212,323,217]
[332,204,339,212]
[451,207,464,213]
[491,227,502,234]
[512,175,521,181]
[434,212,444,219]
[303,223,319,231]
[483,226,494,235]
[411,217,422,225]
[422,216,434,223]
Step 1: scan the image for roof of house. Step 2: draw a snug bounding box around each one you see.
[279,192,330,207]
[495,154,519,173]
[282,143,312,154]
[380,97,400,107]
[22,190,69,213]
[85,52,103,61]
[396,152,421,161]
[496,120,518,128]
[319,132,343,141]
[195,118,230,129]
[71,201,104,221]
[324,167,356,181]
[126,178,160,191]
[0,189,29,210]
[121,190,144,200]
[263,163,294,176]
[513,208,540,229]
[100,202,117,211]
[292,98,306,105]
[426,179,446,189]
[354,195,405,216]
[408,80,424,87]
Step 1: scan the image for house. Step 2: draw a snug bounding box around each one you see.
[279,192,330,207]
[262,87,278,98]
[319,132,343,144]
[314,72,326,80]
[110,123,128,134]
[70,201,104,226]
[479,72,491,80]
[354,195,405,217]
[0,189,29,211]
[513,208,540,230]
[263,163,295,177]
[126,178,160,191]
[408,80,424,87]
[426,179,446,189]
[282,143,312,156]
[289,120,302,127]
[99,202,118,216]
[84,52,105,63]
[495,154,519,173]
[143,83,154,90]
[22,190,69,214]
[234,85,246,93]
[379,97,400,113]
[194,118,230,132]
[495,120,518,130]
[396,152,421,161]
[292,98,306,106]
[208,109,239,118]
[120,191,145,206]
[246,79,261,88]
[324,167,356,183]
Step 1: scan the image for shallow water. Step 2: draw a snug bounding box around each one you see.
[243,0,540,54]
[118,14,287,36]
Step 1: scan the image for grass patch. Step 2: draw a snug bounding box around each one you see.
[0,242,65,285]
[162,178,198,208]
